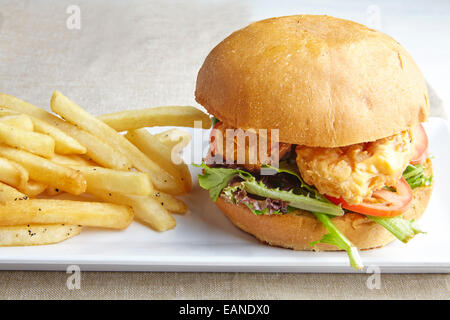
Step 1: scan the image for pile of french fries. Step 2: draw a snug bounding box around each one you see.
[0,91,210,246]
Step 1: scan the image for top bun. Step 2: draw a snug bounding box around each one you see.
[195,15,429,147]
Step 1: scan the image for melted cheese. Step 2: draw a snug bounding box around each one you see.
[295,130,412,204]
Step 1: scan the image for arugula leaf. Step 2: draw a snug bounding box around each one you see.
[262,163,326,200]
[367,215,425,243]
[242,202,285,215]
[194,163,250,201]
[196,163,343,215]
[403,164,433,189]
[223,184,304,216]
[241,179,344,216]
[196,163,359,269]
[222,184,241,203]
[311,212,363,270]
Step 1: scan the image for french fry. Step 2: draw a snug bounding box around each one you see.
[0,224,82,246]
[0,181,27,203]
[72,165,153,196]
[20,180,47,197]
[0,105,86,155]
[51,90,183,194]
[0,199,133,229]
[59,126,132,170]
[0,92,194,239]
[151,191,188,214]
[51,154,96,167]
[78,155,98,166]
[0,96,131,169]
[0,114,34,131]
[32,118,86,155]
[0,108,22,118]
[0,183,81,246]
[0,146,86,195]
[126,129,192,193]
[0,122,55,158]
[88,188,175,231]
[0,94,57,121]
[98,106,211,131]
[0,157,29,192]
[154,128,192,149]
[45,186,63,196]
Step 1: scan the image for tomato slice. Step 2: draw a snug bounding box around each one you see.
[325,178,413,217]
[410,124,428,165]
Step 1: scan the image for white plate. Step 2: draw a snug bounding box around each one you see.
[0,117,448,273]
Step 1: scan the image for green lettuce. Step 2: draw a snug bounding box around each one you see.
[262,163,325,200]
[311,212,363,270]
[196,163,343,216]
[222,184,294,215]
[403,164,433,189]
[196,163,362,269]
[242,203,285,215]
[239,179,343,216]
[362,163,431,243]
[195,160,433,270]
[367,215,425,243]
[195,164,251,201]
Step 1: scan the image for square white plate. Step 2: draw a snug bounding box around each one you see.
[0,117,448,273]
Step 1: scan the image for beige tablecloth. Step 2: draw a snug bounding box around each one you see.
[0,0,448,300]
[0,272,447,299]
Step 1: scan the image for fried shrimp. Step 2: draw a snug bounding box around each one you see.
[209,121,292,171]
[296,130,413,204]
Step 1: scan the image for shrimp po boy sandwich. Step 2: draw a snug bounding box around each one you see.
[195,15,433,269]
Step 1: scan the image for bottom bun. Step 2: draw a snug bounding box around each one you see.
[215,162,433,251]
